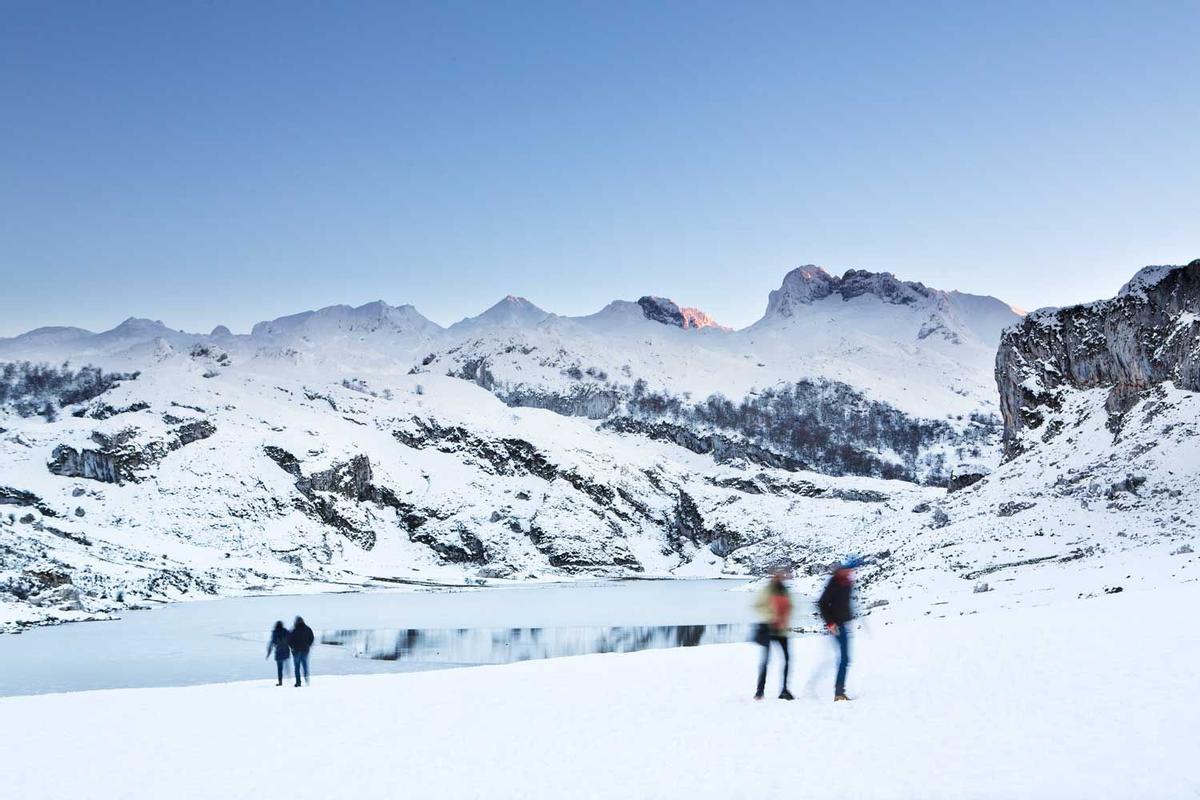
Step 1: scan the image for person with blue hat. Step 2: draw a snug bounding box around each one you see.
[818,555,862,701]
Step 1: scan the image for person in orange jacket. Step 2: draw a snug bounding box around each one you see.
[753,570,794,700]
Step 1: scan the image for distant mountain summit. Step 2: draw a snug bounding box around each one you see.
[636,296,727,330]
[449,296,551,333]
[250,300,441,340]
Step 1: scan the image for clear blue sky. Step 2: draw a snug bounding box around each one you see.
[2,1,1198,335]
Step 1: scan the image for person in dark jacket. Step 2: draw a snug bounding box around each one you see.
[752,570,794,700]
[818,556,861,701]
[288,616,315,687]
[266,620,291,686]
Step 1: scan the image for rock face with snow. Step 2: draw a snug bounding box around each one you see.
[996,259,1200,458]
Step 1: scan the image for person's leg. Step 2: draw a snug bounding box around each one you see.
[293,652,303,686]
[835,625,850,696]
[779,636,790,691]
[276,659,284,684]
[755,640,770,698]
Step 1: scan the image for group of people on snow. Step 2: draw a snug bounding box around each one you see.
[262,564,859,697]
[266,616,315,687]
[753,556,862,701]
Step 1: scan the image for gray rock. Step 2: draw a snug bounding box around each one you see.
[996,501,1036,517]
[973,581,990,593]
[997,260,1200,458]
[1171,544,1194,555]
[635,296,722,330]
[947,465,990,493]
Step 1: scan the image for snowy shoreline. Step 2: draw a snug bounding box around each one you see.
[3,582,1195,800]
[0,573,755,634]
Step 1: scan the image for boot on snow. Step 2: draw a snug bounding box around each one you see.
[834,693,850,702]
[778,689,794,701]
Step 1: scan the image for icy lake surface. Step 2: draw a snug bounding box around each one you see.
[0,579,755,696]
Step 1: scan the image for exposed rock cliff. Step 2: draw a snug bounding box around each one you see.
[996,260,1200,458]
[635,296,725,330]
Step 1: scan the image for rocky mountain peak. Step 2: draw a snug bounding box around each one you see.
[763,266,839,318]
[762,266,943,321]
[635,296,725,330]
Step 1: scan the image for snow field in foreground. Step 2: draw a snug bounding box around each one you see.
[2,583,1196,800]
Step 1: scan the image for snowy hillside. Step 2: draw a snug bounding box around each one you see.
[2,262,1197,631]
[0,266,1022,484]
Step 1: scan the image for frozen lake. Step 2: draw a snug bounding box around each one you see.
[0,579,756,696]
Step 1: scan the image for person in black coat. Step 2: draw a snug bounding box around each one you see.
[266,621,291,686]
[288,616,315,687]
[818,556,862,701]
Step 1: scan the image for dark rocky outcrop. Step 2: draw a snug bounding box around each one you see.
[48,441,127,484]
[947,465,990,493]
[667,490,745,557]
[263,448,419,550]
[602,417,809,472]
[498,385,620,419]
[72,401,150,420]
[996,260,1200,458]
[395,417,660,569]
[636,296,724,330]
[0,486,58,517]
[394,419,559,481]
[47,421,215,484]
[409,523,488,564]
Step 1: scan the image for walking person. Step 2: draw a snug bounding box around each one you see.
[288,616,314,687]
[753,570,794,700]
[819,556,862,701]
[266,620,291,686]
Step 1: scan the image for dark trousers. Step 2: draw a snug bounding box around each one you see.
[275,658,289,684]
[755,633,790,695]
[292,650,310,685]
[834,624,850,695]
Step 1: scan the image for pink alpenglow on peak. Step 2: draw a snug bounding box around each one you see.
[635,296,728,331]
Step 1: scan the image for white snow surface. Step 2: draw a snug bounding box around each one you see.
[1,580,1196,800]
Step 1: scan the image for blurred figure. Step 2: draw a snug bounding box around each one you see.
[288,616,314,687]
[753,570,794,700]
[819,556,862,701]
[266,620,291,686]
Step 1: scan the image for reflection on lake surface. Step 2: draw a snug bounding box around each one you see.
[0,579,756,696]
[320,623,754,665]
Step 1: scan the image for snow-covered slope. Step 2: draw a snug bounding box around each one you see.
[3,262,1195,632]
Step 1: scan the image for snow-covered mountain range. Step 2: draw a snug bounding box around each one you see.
[1,262,1196,631]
